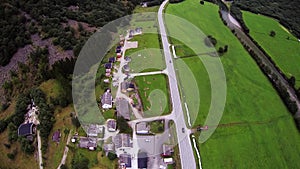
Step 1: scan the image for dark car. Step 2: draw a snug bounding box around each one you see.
[182,128,185,133]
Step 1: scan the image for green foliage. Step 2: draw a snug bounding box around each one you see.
[7,149,17,160]
[19,137,35,155]
[116,116,132,134]
[71,153,89,169]
[71,116,81,129]
[107,152,117,161]
[30,88,55,154]
[269,30,276,37]
[60,164,68,169]
[204,35,217,47]
[0,3,31,66]
[231,0,300,38]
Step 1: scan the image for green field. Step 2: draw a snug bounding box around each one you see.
[134,74,171,117]
[166,0,300,168]
[243,11,300,87]
[126,34,166,73]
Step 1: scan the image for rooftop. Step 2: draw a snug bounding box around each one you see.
[114,133,132,149]
[116,98,131,120]
[52,130,61,142]
[18,123,34,136]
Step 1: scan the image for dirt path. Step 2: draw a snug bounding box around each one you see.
[57,129,73,169]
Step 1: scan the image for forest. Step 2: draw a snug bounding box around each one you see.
[0,0,141,66]
[231,0,300,38]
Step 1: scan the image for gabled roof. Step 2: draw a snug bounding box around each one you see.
[101,90,113,108]
[52,130,61,142]
[116,98,130,120]
[18,123,34,136]
[138,152,148,168]
[107,119,117,131]
[114,133,132,148]
[108,57,115,63]
[105,63,112,69]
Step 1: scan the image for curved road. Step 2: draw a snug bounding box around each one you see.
[158,1,197,169]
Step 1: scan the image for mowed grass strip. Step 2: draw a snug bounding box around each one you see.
[134,74,171,117]
[243,11,300,87]
[166,0,300,168]
[126,33,166,73]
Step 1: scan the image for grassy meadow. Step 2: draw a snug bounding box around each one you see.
[134,74,171,117]
[166,0,300,168]
[243,11,300,87]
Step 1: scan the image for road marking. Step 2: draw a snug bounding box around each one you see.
[192,135,202,169]
[184,102,192,127]
[171,45,177,58]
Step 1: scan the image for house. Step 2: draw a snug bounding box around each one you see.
[119,154,132,169]
[116,98,131,120]
[105,63,112,69]
[136,122,150,134]
[117,52,122,58]
[127,83,135,92]
[101,89,113,109]
[125,56,131,62]
[104,79,110,83]
[138,152,148,169]
[52,130,61,143]
[121,81,129,93]
[116,46,122,53]
[18,123,35,137]
[79,137,97,150]
[107,119,117,132]
[135,27,142,34]
[163,157,174,164]
[87,124,98,137]
[113,133,132,149]
[87,124,104,137]
[109,57,116,63]
[129,30,135,38]
[123,64,130,72]
[106,69,111,73]
[162,144,174,157]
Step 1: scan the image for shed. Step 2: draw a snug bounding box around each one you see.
[52,130,61,143]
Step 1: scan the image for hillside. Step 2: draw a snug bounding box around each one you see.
[231,0,300,38]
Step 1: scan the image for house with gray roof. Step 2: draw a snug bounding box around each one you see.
[18,123,35,137]
[101,89,113,109]
[116,98,131,120]
[136,122,150,135]
[79,137,97,151]
[113,133,132,149]
[107,119,117,132]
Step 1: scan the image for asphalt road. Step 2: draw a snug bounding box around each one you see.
[158,1,197,168]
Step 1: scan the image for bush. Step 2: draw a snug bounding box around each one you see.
[107,152,117,160]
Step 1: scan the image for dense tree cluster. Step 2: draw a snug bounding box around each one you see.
[0,0,142,66]
[0,3,31,66]
[30,88,55,154]
[231,0,300,38]
[117,116,133,134]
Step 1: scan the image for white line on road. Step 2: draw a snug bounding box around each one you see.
[184,102,192,127]
[192,135,202,169]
